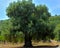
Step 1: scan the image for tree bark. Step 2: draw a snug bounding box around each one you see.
[24,33,32,47]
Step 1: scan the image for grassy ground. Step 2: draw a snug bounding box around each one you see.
[0,41,59,48]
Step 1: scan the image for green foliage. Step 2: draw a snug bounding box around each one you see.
[0,16,60,42]
[1,0,59,44]
[49,16,60,25]
[0,20,12,41]
[6,0,52,42]
[16,32,24,42]
[49,16,60,41]
[54,24,60,41]
[36,5,51,21]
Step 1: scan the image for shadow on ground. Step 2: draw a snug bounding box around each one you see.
[13,45,59,48]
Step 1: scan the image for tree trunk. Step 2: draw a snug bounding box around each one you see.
[24,33,32,47]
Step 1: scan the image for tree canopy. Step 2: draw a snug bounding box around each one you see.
[6,0,54,47]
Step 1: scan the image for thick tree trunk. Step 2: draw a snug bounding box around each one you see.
[24,33,32,47]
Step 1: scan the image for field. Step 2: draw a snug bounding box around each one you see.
[0,41,59,48]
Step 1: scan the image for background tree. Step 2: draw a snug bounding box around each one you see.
[54,24,60,41]
[49,16,60,41]
[6,0,53,47]
[0,20,13,42]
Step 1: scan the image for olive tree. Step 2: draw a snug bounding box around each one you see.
[6,0,53,47]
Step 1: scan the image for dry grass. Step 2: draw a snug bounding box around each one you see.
[0,41,59,48]
[0,43,24,48]
[32,41,58,46]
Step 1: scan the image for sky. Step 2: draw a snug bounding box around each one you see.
[0,0,60,20]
